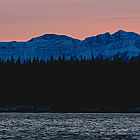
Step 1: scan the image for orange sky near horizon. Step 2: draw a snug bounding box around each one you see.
[0,0,140,42]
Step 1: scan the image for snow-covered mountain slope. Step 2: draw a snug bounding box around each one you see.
[0,30,140,62]
[0,34,82,62]
[82,30,140,60]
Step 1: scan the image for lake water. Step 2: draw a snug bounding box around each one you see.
[0,113,139,139]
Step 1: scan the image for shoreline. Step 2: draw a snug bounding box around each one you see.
[0,105,140,113]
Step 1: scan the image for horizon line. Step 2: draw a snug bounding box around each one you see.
[0,30,139,43]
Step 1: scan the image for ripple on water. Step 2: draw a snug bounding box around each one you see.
[0,113,139,139]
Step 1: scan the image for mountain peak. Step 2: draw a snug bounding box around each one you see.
[112,30,139,37]
[28,33,76,42]
[114,30,129,35]
[115,30,127,34]
[39,34,72,40]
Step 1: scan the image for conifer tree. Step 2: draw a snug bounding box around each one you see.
[50,56,54,63]
[62,55,65,62]
[33,56,36,64]
[100,54,103,63]
[23,59,26,64]
[11,56,14,64]
[80,56,83,62]
[7,58,10,64]
[16,56,21,64]
[129,56,136,63]
[83,56,86,63]
[91,53,94,62]
[29,57,31,64]
[58,56,61,62]
[37,56,39,64]
[70,56,73,63]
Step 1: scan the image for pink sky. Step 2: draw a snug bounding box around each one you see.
[0,0,140,41]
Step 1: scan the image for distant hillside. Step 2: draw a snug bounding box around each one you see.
[0,30,140,62]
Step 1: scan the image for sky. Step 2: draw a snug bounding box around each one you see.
[0,0,140,41]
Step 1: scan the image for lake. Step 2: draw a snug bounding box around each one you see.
[0,113,139,139]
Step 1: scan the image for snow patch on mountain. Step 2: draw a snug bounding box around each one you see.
[0,30,140,62]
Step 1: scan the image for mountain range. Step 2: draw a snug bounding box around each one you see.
[0,30,140,62]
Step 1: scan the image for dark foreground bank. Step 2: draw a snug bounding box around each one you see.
[0,105,140,113]
[0,56,140,112]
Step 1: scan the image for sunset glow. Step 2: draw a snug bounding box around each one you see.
[0,0,140,41]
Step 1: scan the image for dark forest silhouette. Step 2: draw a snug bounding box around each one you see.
[0,54,140,112]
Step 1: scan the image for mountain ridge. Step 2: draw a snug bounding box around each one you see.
[0,30,140,62]
[1,30,139,43]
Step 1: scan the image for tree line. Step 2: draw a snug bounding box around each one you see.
[0,54,140,110]
[1,54,139,65]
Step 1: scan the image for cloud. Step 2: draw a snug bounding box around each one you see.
[97,16,140,21]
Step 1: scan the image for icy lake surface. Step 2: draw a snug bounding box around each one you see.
[0,113,140,139]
